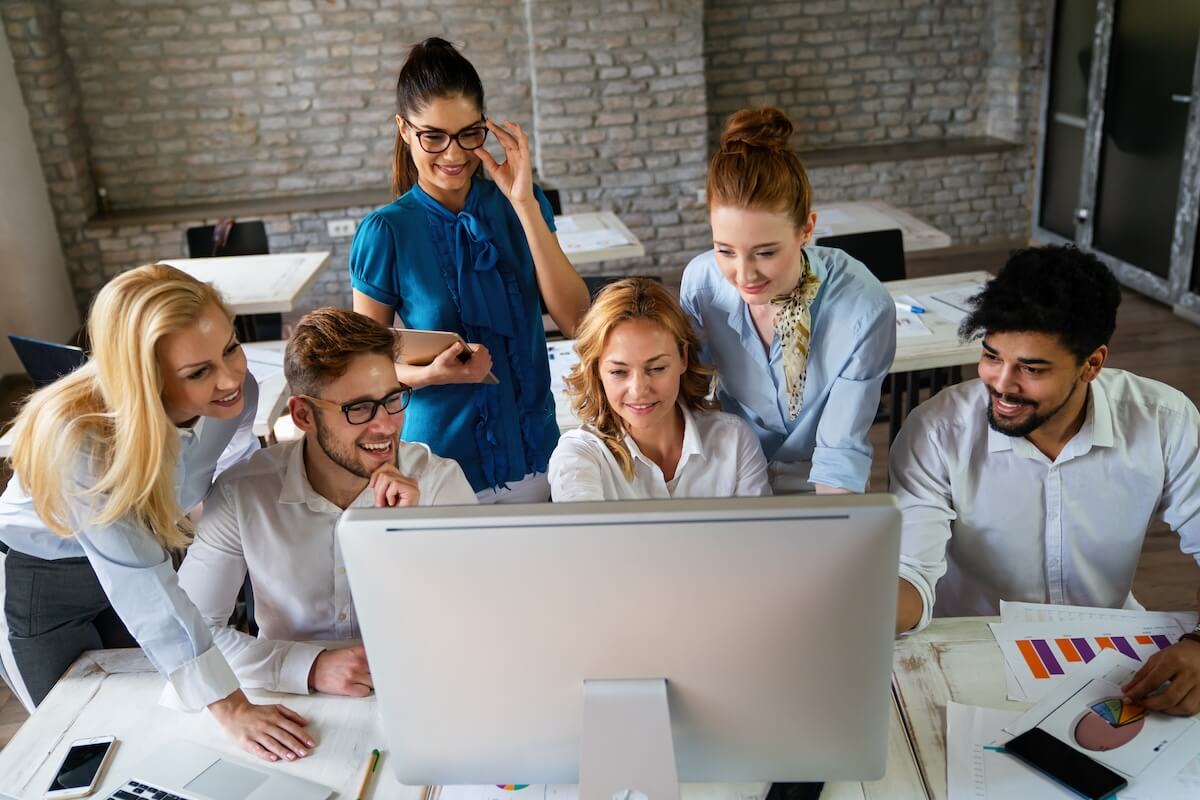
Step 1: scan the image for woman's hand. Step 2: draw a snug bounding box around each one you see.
[477,119,536,211]
[209,689,315,763]
[428,341,494,385]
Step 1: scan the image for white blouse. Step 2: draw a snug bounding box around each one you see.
[548,404,772,501]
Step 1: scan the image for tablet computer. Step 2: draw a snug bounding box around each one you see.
[394,329,499,385]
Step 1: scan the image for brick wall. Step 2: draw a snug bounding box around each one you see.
[3,0,1047,317]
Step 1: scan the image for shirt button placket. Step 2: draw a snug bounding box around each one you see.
[1045,466,1065,604]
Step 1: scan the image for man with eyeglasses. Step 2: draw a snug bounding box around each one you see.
[177,308,475,698]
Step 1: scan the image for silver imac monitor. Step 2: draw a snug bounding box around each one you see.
[338,495,900,798]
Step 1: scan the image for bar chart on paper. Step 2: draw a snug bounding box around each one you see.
[1014,634,1174,679]
[989,620,1185,701]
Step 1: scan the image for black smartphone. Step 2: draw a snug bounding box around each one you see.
[1004,727,1127,800]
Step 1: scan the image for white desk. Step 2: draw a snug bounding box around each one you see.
[0,345,288,457]
[554,212,644,266]
[0,649,927,799]
[549,271,989,433]
[162,251,331,315]
[814,201,951,253]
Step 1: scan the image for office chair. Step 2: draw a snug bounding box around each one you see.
[815,228,906,283]
[542,188,563,216]
[183,220,280,341]
[7,335,88,388]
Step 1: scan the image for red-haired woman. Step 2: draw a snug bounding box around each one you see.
[681,107,896,495]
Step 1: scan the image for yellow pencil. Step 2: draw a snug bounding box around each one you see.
[355,748,380,800]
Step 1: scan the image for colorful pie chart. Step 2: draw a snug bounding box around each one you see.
[1074,699,1146,751]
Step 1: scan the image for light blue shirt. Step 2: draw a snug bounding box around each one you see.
[0,375,259,709]
[680,246,896,492]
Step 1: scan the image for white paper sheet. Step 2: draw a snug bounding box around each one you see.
[1000,600,1198,631]
[893,294,933,338]
[919,285,982,324]
[554,215,580,233]
[946,702,1077,800]
[556,229,630,253]
[546,340,580,394]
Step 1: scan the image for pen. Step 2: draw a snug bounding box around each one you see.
[356,748,380,800]
[895,301,925,314]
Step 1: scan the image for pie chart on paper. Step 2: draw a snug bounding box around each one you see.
[1074,698,1146,751]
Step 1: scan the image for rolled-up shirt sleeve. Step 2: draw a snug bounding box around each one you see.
[810,300,896,492]
[70,503,240,710]
[888,408,956,633]
[548,436,608,502]
[178,479,323,696]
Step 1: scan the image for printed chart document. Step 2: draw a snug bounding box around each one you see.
[546,340,580,395]
[946,702,1076,799]
[990,620,1185,702]
[1005,651,1200,799]
[1000,600,1199,631]
[431,784,768,800]
[917,285,982,325]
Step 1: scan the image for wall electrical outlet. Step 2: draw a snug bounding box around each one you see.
[327,218,357,238]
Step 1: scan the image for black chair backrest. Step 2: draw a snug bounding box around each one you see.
[542,188,563,216]
[8,335,88,388]
[186,220,270,258]
[816,228,906,283]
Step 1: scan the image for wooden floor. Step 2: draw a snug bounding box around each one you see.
[0,243,1198,751]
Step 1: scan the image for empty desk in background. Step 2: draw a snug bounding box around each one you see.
[162,252,331,316]
[814,202,951,253]
[0,649,927,799]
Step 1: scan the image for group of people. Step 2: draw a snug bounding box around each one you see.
[0,36,1198,767]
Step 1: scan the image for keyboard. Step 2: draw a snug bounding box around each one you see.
[104,780,187,800]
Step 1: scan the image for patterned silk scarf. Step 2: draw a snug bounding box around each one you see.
[770,251,822,420]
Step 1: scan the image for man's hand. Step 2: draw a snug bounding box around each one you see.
[309,645,373,697]
[1122,639,1200,715]
[368,462,420,507]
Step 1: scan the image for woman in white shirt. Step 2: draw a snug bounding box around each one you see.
[0,264,314,763]
[549,278,770,501]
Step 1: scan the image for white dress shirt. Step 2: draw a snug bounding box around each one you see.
[890,370,1200,632]
[548,404,772,501]
[177,436,476,694]
[0,375,260,710]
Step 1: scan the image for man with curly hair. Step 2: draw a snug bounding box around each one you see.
[890,245,1200,714]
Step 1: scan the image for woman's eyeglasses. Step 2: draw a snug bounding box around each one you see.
[302,386,412,425]
[405,119,489,154]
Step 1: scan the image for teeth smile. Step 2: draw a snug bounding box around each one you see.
[360,442,391,451]
[215,390,239,403]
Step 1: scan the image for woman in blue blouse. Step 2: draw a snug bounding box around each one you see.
[350,38,589,503]
[680,108,897,495]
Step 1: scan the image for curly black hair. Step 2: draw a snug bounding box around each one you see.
[959,245,1121,362]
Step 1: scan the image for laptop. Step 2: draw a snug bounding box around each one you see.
[101,742,332,800]
[7,335,87,388]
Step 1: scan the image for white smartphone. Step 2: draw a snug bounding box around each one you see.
[45,735,116,799]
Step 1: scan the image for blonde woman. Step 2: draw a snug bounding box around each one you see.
[0,265,315,763]
[548,278,770,501]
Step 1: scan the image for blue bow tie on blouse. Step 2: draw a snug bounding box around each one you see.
[412,183,515,339]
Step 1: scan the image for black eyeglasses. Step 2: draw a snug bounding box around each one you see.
[404,118,489,154]
[302,386,412,425]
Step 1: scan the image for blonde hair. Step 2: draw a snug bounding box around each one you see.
[563,278,715,480]
[6,264,232,550]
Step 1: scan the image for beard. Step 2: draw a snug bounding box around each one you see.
[985,379,1080,438]
[313,414,390,479]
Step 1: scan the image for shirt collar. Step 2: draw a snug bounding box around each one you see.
[985,379,1112,459]
[624,403,707,469]
[280,439,371,513]
[177,416,206,443]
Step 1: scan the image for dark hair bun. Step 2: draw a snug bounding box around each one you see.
[418,36,456,51]
[720,107,794,152]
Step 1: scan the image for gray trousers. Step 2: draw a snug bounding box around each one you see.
[2,548,136,707]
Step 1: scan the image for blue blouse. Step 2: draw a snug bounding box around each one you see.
[680,246,896,492]
[349,177,559,492]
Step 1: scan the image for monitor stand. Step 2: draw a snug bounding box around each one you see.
[579,679,680,800]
